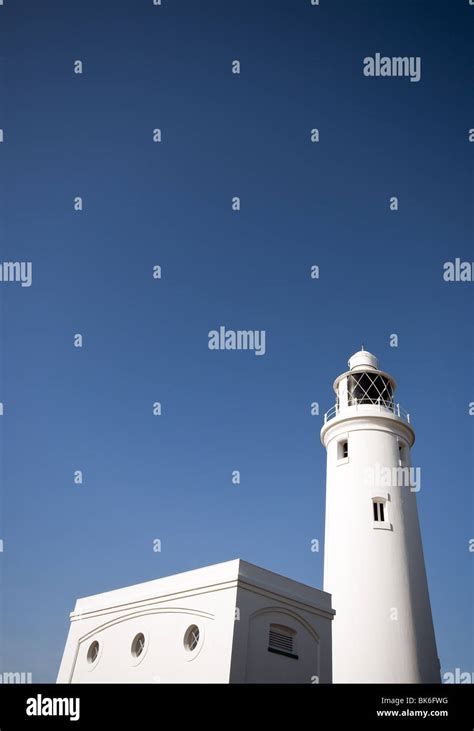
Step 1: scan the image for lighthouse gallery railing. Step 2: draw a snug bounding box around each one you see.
[324,400,411,424]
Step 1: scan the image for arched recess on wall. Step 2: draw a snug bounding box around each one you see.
[244,606,320,683]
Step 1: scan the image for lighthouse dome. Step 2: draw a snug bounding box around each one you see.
[348,349,378,371]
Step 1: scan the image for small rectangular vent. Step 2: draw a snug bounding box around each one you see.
[269,630,294,654]
[268,625,298,659]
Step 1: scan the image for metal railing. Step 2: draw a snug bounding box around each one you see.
[323,399,411,424]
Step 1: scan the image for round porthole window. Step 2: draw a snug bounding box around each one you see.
[131,633,146,658]
[87,640,99,665]
[184,625,200,652]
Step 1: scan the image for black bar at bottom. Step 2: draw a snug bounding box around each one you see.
[0,683,472,729]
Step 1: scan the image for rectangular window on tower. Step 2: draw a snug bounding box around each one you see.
[372,498,390,529]
[374,501,384,522]
[337,438,349,463]
[398,441,408,466]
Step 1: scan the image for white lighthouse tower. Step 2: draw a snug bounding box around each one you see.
[321,348,440,683]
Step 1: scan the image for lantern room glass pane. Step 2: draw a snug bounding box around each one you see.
[348,372,393,407]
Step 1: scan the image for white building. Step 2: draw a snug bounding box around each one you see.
[322,349,440,683]
[58,349,439,683]
[57,559,334,684]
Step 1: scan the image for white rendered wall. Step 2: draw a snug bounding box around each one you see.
[322,409,439,683]
[57,564,238,684]
[57,560,334,685]
[229,563,333,684]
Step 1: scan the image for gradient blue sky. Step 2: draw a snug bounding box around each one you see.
[1,0,472,682]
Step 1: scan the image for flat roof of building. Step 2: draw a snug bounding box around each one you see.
[71,559,334,620]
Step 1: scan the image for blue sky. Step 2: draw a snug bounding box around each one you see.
[1,0,472,682]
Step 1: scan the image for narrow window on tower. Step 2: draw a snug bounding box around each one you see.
[398,441,408,465]
[373,499,386,523]
[337,438,349,462]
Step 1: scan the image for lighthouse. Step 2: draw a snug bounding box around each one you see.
[321,348,440,683]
